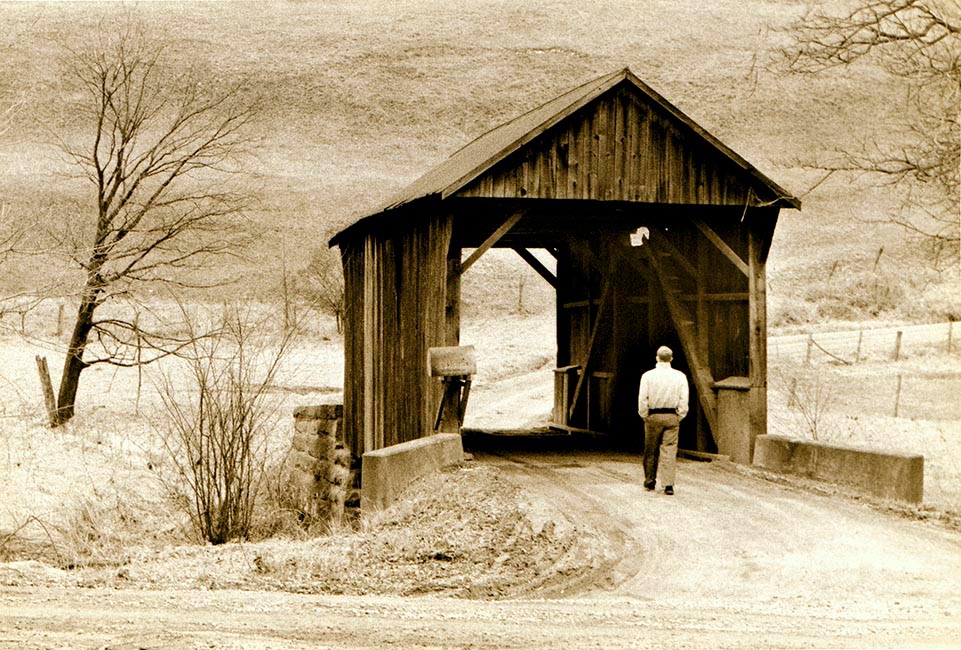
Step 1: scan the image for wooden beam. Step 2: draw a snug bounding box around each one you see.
[362,236,375,453]
[646,231,697,279]
[690,217,749,277]
[748,227,767,460]
[569,237,607,278]
[750,207,780,264]
[512,247,557,288]
[638,247,718,438]
[568,258,615,421]
[461,211,524,272]
[695,235,710,452]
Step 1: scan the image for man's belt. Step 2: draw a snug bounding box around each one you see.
[648,408,676,415]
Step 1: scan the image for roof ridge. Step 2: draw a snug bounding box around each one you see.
[331,67,798,246]
[442,68,627,161]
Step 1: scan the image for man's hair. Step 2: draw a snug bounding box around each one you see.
[656,346,673,362]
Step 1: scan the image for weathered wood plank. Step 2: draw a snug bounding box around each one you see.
[691,216,749,276]
[568,260,615,421]
[647,230,698,279]
[461,211,524,272]
[513,247,557,288]
[748,224,767,459]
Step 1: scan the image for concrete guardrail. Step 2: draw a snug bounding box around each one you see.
[361,433,465,511]
[753,434,923,504]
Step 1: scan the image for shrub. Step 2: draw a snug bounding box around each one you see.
[155,306,295,545]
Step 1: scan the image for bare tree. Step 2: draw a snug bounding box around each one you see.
[49,26,257,425]
[297,246,344,332]
[782,0,960,269]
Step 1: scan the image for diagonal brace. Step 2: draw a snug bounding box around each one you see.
[513,247,557,288]
[691,217,748,277]
[461,211,524,273]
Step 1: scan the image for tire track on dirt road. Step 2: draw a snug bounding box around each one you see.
[480,450,648,598]
[477,448,961,622]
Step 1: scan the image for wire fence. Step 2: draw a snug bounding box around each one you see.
[770,321,961,422]
[770,321,960,364]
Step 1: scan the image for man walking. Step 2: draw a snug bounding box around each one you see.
[638,346,689,495]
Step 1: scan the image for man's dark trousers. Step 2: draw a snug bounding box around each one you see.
[643,412,680,488]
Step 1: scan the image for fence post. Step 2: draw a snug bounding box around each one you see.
[805,334,814,364]
[35,355,58,427]
[894,374,903,417]
[855,330,863,363]
[56,303,64,337]
[894,330,903,361]
[787,377,798,408]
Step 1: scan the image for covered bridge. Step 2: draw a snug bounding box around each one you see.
[330,67,800,462]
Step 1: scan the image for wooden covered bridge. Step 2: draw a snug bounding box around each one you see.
[330,67,800,462]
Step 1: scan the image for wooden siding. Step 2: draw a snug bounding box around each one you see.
[457,87,753,206]
[341,213,455,459]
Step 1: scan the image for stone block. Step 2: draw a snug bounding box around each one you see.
[289,404,352,526]
[294,404,343,421]
[292,430,334,461]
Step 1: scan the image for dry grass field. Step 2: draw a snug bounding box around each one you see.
[0,0,956,312]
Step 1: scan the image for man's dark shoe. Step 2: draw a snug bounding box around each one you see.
[644,481,656,491]
[664,486,674,496]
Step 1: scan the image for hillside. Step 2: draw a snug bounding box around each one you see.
[0,0,955,321]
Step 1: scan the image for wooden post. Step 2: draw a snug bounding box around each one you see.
[362,236,375,454]
[35,356,58,427]
[446,246,462,346]
[787,377,798,408]
[695,235,710,452]
[805,334,814,364]
[855,330,863,363]
[894,330,903,361]
[747,220,768,456]
[568,265,614,422]
[56,303,64,337]
[555,246,570,368]
[894,374,903,417]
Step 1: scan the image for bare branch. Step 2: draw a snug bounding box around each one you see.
[779,0,960,269]
[46,21,260,424]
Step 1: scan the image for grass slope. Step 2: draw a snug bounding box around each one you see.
[0,0,954,318]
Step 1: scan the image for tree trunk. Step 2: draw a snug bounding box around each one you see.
[54,295,98,425]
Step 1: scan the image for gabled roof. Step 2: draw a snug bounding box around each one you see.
[332,67,799,245]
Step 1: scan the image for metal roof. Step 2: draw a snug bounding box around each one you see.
[331,67,800,245]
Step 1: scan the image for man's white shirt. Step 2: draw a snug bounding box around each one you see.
[638,361,689,419]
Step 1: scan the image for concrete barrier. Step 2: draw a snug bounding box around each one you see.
[361,433,464,511]
[753,435,923,504]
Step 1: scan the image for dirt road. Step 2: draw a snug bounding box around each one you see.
[3,449,961,648]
